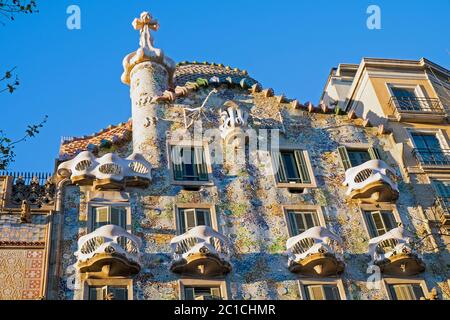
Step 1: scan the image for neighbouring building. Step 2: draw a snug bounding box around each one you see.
[0,11,449,301]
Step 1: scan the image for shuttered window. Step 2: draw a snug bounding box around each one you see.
[364,210,397,238]
[389,284,424,300]
[172,146,209,182]
[287,210,319,236]
[272,150,312,184]
[88,286,128,300]
[92,206,127,230]
[432,180,450,197]
[184,286,222,300]
[337,146,381,170]
[304,285,341,300]
[178,208,211,234]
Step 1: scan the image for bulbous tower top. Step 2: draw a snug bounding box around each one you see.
[121,11,176,85]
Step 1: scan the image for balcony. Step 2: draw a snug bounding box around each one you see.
[343,160,399,203]
[57,151,152,190]
[434,197,450,226]
[388,96,446,123]
[286,226,345,276]
[413,149,450,172]
[170,226,231,276]
[75,225,142,278]
[368,227,425,276]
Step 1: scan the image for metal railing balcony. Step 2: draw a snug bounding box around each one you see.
[389,96,444,113]
[412,149,450,167]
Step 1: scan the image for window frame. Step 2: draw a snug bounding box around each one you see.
[270,146,317,190]
[283,205,326,237]
[382,278,429,301]
[406,128,450,170]
[82,279,133,300]
[179,279,228,300]
[337,143,381,171]
[407,129,449,153]
[87,203,131,233]
[298,278,346,301]
[359,204,402,239]
[387,83,426,101]
[167,141,214,187]
[174,204,219,235]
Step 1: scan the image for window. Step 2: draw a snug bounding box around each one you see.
[184,286,222,300]
[389,284,425,300]
[171,146,208,182]
[287,210,320,236]
[272,150,312,185]
[391,87,417,100]
[88,286,128,300]
[304,285,341,300]
[412,132,442,151]
[432,180,450,197]
[178,208,212,234]
[364,210,397,238]
[92,206,127,230]
[337,146,380,170]
[411,132,449,166]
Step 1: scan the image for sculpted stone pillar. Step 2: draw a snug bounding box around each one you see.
[121,11,175,166]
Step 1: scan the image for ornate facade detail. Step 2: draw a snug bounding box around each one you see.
[170,226,231,276]
[368,227,425,276]
[20,200,31,224]
[75,225,142,278]
[121,11,175,85]
[286,226,345,276]
[57,151,152,190]
[7,174,56,207]
[219,101,249,140]
[343,160,399,203]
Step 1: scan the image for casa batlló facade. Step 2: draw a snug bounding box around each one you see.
[0,11,449,301]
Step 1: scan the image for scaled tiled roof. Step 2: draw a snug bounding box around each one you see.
[174,62,259,87]
[59,121,132,160]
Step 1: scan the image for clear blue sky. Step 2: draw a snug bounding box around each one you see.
[0,0,449,173]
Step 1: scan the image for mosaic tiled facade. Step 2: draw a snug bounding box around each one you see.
[0,11,449,300]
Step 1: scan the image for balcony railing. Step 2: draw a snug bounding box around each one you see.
[75,225,142,277]
[368,227,424,276]
[434,197,450,226]
[57,151,152,189]
[286,226,344,276]
[389,96,443,113]
[412,149,450,167]
[343,159,399,202]
[170,225,231,276]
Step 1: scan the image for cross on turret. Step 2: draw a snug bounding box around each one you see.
[132,12,159,49]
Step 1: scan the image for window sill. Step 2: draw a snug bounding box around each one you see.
[172,180,215,187]
[276,182,316,190]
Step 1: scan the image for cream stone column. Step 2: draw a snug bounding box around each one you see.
[121,11,175,166]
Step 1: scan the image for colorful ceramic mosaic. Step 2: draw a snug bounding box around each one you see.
[0,249,45,300]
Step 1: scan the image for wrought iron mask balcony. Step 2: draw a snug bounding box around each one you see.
[57,151,152,190]
[170,225,231,276]
[343,159,399,203]
[75,224,142,278]
[368,227,425,276]
[286,226,345,276]
[413,148,450,167]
